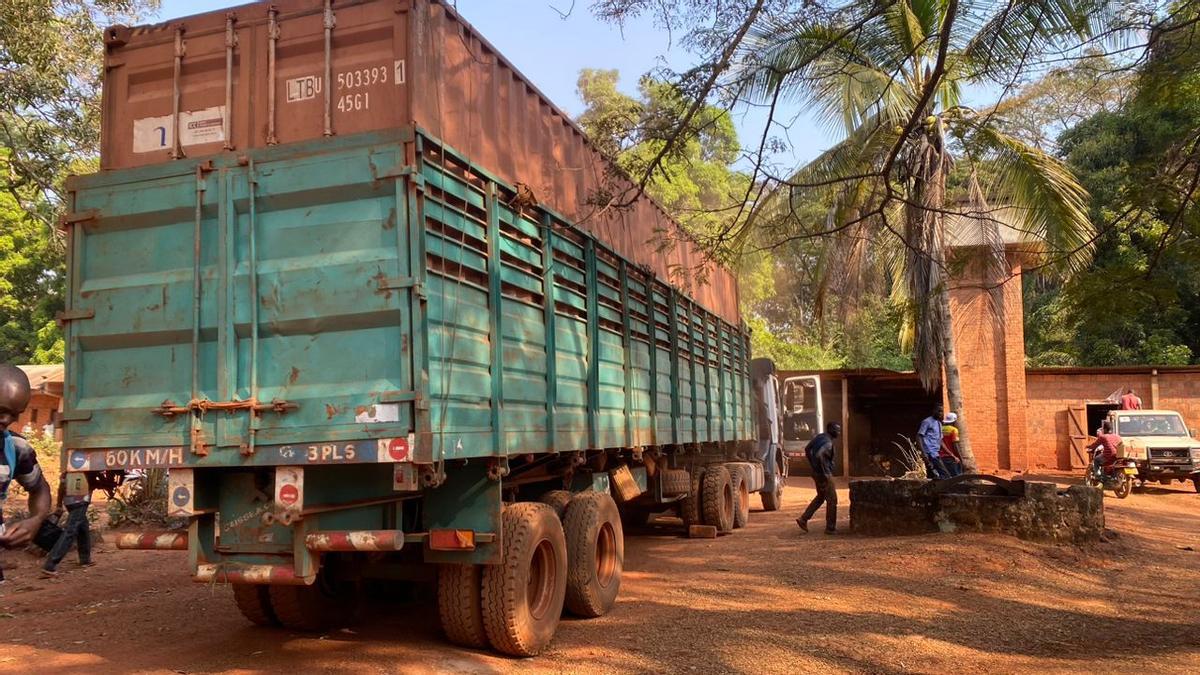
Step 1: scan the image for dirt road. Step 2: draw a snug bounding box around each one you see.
[2,475,1198,674]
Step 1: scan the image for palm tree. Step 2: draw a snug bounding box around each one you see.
[736,0,1104,471]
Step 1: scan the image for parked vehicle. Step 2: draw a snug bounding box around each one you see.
[1105,410,1200,493]
[780,375,824,472]
[1083,450,1138,499]
[58,0,773,658]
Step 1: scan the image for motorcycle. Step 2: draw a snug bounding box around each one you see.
[1083,450,1138,499]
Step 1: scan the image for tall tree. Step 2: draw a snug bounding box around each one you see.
[1,0,157,362]
[734,0,1106,471]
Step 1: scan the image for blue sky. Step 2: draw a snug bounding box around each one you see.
[154,0,835,167]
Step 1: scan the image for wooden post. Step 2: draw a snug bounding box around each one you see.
[841,376,850,478]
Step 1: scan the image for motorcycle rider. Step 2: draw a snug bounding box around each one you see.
[1086,420,1122,480]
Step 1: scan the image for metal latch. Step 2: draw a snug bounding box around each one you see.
[376,276,426,298]
[56,308,95,326]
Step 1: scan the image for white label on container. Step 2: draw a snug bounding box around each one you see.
[355,402,400,424]
[287,75,321,103]
[132,105,226,153]
[394,59,406,85]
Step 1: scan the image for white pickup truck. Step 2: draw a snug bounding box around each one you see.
[1107,409,1200,492]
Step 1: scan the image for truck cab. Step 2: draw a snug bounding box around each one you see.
[780,375,824,472]
[1107,410,1200,492]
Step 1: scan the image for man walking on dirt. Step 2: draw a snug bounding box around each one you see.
[0,365,53,582]
[42,473,94,577]
[797,422,841,535]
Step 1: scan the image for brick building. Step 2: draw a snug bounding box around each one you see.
[789,209,1198,476]
[15,364,64,439]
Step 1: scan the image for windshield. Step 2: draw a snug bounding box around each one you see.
[1115,414,1188,436]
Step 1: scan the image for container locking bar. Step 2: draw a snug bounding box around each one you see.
[151,397,299,418]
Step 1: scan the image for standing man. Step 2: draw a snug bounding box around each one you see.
[796,422,841,535]
[42,473,94,577]
[918,405,951,480]
[1120,388,1142,410]
[940,412,964,477]
[0,365,53,582]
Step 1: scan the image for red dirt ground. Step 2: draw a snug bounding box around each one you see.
[2,474,1198,674]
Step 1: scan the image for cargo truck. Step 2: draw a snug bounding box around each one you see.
[59,0,781,657]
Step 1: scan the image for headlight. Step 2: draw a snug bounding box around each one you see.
[1191,448,1200,460]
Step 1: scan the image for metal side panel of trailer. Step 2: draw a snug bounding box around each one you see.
[61,126,753,472]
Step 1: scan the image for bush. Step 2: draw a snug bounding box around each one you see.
[106,468,183,528]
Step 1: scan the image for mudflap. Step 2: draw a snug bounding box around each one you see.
[422,461,502,565]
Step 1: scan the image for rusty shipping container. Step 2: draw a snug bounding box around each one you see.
[100,0,739,322]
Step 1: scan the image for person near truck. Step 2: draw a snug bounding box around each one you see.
[940,412,963,477]
[796,422,841,534]
[918,405,952,480]
[1120,388,1142,410]
[1086,419,1122,477]
[41,473,94,577]
[0,365,53,583]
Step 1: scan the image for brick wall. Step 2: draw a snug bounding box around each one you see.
[1026,369,1200,470]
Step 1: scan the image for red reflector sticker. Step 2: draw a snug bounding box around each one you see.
[429,529,475,551]
[388,437,410,462]
[278,484,300,507]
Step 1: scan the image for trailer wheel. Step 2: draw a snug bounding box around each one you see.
[438,564,488,648]
[701,465,734,533]
[538,490,573,519]
[482,502,567,656]
[268,570,354,632]
[232,584,280,627]
[562,491,624,617]
[727,464,750,529]
[679,468,704,527]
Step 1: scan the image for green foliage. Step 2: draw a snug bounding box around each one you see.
[0,186,64,363]
[1024,10,1200,367]
[107,468,180,528]
[0,0,157,363]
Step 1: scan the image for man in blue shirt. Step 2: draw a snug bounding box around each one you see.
[797,422,841,534]
[918,405,951,480]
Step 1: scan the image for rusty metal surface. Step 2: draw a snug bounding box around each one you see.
[304,529,404,551]
[99,0,739,323]
[115,531,189,550]
[194,562,314,585]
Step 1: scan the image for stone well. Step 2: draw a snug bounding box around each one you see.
[849,475,1104,544]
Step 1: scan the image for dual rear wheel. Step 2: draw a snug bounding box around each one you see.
[437,493,623,657]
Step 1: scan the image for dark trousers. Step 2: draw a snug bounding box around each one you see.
[925,455,951,480]
[801,473,838,532]
[942,458,963,477]
[44,503,91,571]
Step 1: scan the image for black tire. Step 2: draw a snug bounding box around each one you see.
[761,454,784,512]
[727,464,750,529]
[562,491,624,618]
[1113,474,1132,499]
[438,564,488,648]
[268,573,349,632]
[232,584,279,627]
[701,465,734,534]
[679,468,704,527]
[482,502,568,657]
[618,504,653,530]
[538,490,573,518]
[659,469,690,496]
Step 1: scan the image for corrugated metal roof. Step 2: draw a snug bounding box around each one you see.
[17,364,64,389]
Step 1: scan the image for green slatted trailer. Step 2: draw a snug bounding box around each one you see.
[60,127,777,656]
